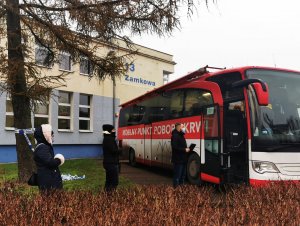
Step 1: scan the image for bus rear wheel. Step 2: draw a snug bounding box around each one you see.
[187,153,201,185]
[129,149,136,167]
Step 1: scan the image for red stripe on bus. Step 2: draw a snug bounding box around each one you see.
[144,159,152,166]
[135,157,143,164]
[118,116,203,140]
[249,179,300,187]
[136,157,152,166]
[201,172,220,184]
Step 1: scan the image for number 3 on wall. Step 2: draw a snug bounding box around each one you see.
[126,63,135,72]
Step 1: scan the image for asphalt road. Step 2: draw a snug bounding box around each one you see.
[119,161,173,185]
[119,161,225,204]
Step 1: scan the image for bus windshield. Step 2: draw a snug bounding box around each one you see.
[246,69,300,152]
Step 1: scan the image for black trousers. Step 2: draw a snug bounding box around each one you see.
[103,163,119,192]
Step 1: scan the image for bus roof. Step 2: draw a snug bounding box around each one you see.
[120,65,300,107]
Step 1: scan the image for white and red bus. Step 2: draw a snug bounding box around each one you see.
[118,66,300,186]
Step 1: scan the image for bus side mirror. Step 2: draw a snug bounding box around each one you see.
[231,78,269,106]
[252,82,269,106]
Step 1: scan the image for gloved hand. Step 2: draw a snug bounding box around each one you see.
[54,153,65,166]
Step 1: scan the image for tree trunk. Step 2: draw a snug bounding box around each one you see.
[6,0,35,182]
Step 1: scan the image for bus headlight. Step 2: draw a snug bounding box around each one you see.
[252,161,280,174]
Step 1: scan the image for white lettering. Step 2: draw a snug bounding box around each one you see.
[161,125,166,134]
[183,122,190,133]
[122,120,201,137]
[190,122,196,133]
[196,121,201,132]
[166,124,172,135]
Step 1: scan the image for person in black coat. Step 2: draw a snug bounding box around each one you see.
[171,123,190,187]
[102,124,120,192]
[33,124,65,192]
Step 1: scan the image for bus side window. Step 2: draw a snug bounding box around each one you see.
[119,107,130,127]
[127,105,145,125]
[169,90,184,119]
[184,89,213,116]
[142,93,170,123]
[206,72,243,102]
[148,107,166,122]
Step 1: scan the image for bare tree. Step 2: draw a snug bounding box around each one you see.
[0,0,207,182]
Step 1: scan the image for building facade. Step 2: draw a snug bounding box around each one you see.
[0,40,175,163]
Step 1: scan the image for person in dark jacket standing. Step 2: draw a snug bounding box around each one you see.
[33,124,65,192]
[171,123,190,188]
[102,124,120,192]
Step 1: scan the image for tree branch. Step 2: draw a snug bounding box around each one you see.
[20,0,129,12]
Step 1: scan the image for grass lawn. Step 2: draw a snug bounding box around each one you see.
[0,159,133,193]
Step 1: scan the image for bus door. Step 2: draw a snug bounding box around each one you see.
[200,105,223,184]
[223,101,248,184]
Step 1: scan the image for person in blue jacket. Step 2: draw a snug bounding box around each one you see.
[33,124,65,192]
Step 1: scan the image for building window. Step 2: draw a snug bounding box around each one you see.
[58,91,72,131]
[35,41,52,67]
[5,95,14,129]
[163,70,172,84]
[59,52,72,71]
[34,100,49,128]
[80,56,93,75]
[79,94,92,131]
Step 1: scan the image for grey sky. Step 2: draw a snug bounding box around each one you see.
[131,0,300,80]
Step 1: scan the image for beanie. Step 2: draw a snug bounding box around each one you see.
[102,124,114,133]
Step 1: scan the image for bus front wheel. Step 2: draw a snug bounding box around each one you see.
[187,153,201,185]
[129,149,136,167]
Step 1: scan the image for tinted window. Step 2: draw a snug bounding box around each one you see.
[119,107,131,127]
[119,104,146,126]
[169,90,184,119]
[128,105,146,125]
[184,89,213,116]
[144,94,170,122]
[206,72,243,101]
[119,89,215,127]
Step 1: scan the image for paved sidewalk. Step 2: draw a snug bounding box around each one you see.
[119,161,173,185]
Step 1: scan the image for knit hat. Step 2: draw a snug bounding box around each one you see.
[102,124,114,133]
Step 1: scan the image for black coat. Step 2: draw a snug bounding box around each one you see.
[171,129,188,164]
[103,133,120,165]
[33,127,62,190]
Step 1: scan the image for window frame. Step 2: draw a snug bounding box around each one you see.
[80,56,93,76]
[79,94,93,132]
[35,41,53,68]
[58,51,72,72]
[5,95,14,130]
[33,99,50,128]
[58,91,73,132]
